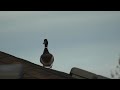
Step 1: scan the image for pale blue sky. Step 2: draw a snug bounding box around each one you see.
[0,11,120,78]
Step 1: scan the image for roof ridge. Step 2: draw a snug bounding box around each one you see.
[0,51,41,66]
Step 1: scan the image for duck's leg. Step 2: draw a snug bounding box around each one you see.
[43,65,45,68]
[50,66,52,69]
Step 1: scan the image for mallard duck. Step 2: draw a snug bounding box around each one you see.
[40,39,54,68]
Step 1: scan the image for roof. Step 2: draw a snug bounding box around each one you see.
[0,51,74,79]
[70,67,109,79]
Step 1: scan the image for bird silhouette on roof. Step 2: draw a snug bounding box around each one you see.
[40,39,54,68]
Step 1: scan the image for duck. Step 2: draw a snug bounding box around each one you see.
[40,39,54,68]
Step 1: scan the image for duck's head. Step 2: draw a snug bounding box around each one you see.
[43,39,48,48]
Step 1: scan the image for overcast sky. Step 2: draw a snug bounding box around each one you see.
[0,11,120,78]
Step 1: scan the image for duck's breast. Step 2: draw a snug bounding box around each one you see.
[40,54,54,66]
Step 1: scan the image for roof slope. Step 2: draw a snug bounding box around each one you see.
[0,51,73,79]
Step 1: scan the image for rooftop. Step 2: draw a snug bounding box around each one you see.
[0,51,109,79]
[0,51,74,79]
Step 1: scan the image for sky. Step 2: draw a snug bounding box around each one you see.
[0,11,120,78]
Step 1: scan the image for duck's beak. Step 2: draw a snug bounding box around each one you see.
[43,42,45,44]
